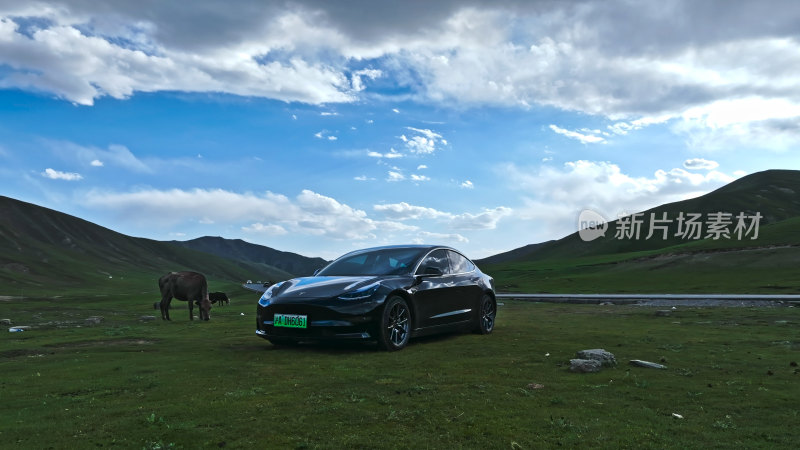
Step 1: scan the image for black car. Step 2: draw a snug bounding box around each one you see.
[256,245,496,350]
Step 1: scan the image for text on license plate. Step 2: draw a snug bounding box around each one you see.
[274,313,307,328]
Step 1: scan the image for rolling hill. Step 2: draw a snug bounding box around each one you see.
[0,196,294,296]
[479,169,800,265]
[478,169,800,293]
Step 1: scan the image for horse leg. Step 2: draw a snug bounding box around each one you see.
[188,299,194,321]
[160,297,172,321]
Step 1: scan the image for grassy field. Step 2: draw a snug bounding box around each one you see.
[2,289,799,449]
[487,246,800,294]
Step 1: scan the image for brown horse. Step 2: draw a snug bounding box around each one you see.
[157,271,211,321]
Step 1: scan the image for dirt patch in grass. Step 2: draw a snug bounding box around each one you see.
[0,348,52,358]
[44,338,157,349]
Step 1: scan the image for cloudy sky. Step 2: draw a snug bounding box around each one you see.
[2,0,799,259]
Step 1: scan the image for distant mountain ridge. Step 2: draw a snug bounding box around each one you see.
[0,196,297,295]
[477,169,800,265]
[173,236,327,277]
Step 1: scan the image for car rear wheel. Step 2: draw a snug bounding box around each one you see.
[378,296,411,351]
[475,294,495,334]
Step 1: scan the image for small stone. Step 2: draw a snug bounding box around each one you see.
[1,319,11,325]
[139,315,156,321]
[85,316,104,325]
[576,349,617,367]
[629,359,667,369]
[570,359,602,373]
[526,383,545,390]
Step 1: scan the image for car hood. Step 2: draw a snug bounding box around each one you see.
[273,276,381,299]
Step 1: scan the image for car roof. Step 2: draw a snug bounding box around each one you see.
[336,244,454,258]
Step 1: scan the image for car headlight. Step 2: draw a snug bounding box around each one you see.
[338,282,380,301]
[258,281,285,307]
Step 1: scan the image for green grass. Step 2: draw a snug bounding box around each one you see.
[2,291,799,448]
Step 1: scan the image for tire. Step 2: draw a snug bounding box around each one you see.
[475,294,496,334]
[378,296,411,351]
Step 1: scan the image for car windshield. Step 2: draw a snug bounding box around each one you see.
[317,247,429,276]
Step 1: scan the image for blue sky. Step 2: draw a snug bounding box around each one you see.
[2,1,800,259]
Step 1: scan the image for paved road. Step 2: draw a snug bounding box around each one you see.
[243,283,270,293]
[496,293,800,307]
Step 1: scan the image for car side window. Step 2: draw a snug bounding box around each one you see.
[448,250,475,274]
[416,249,450,275]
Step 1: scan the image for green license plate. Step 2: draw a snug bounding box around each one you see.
[274,314,307,328]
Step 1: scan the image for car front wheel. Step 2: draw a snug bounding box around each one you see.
[378,296,411,351]
[475,294,496,334]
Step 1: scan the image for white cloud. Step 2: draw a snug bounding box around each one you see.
[354,175,374,181]
[4,1,800,152]
[410,174,430,182]
[417,164,428,170]
[683,158,719,170]
[460,180,474,189]
[0,10,356,106]
[503,160,738,235]
[374,202,451,220]
[367,148,403,159]
[401,127,446,154]
[549,125,606,144]
[315,130,337,140]
[42,168,82,180]
[350,68,382,91]
[90,159,103,167]
[242,223,288,236]
[386,171,405,182]
[392,108,400,114]
[83,188,385,240]
[413,231,468,244]
[374,201,510,231]
[675,97,800,151]
[448,207,512,230]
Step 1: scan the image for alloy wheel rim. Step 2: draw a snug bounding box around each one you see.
[387,303,409,346]
[482,299,495,331]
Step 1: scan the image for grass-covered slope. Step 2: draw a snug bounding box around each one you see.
[0,196,292,296]
[496,169,800,263]
[481,170,800,293]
